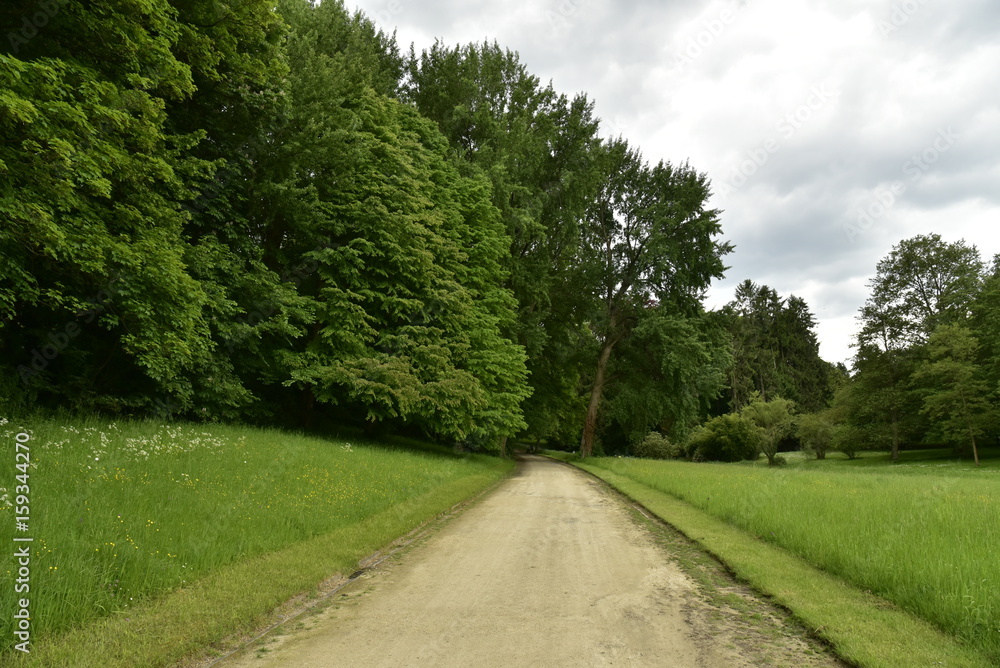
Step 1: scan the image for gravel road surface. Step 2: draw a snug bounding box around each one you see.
[220,455,844,667]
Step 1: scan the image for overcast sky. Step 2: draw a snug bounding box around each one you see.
[348,0,1000,365]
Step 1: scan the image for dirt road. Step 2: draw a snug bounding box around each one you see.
[221,456,843,667]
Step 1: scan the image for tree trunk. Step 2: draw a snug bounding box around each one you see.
[888,358,901,462]
[580,341,616,458]
[499,436,509,459]
[959,392,980,467]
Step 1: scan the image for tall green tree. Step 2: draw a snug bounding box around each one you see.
[271,0,529,443]
[777,295,833,411]
[724,280,783,408]
[603,308,730,447]
[577,139,730,457]
[741,394,795,466]
[849,345,923,460]
[156,0,301,418]
[722,281,832,412]
[859,234,984,348]
[854,234,986,459]
[970,256,1000,442]
[1,0,226,412]
[913,324,991,465]
[405,41,604,444]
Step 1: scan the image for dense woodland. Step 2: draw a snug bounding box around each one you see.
[1,1,997,461]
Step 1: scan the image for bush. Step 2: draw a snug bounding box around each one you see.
[832,424,862,459]
[741,396,795,466]
[634,431,678,459]
[684,413,762,462]
[797,412,836,460]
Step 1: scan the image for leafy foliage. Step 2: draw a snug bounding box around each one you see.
[684,413,762,462]
[740,394,796,466]
[831,424,863,460]
[604,308,729,446]
[849,235,990,460]
[797,412,836,460]
[576,140,731,456]
[912,324,991,464]
[634,431,678,460]
[405,40,605,444]
[858,234,984,351]
[271,1,529,442]
[722,280,833,412]
[0,0,531,444]
[0,3,216,412]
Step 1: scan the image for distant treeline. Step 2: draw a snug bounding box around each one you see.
[837,234,1000,462]
[645,235,1000,467]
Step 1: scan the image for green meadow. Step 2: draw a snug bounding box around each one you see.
[0,416,511,661]
[580,451,1000,664]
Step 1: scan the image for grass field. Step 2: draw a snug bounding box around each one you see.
[0,416,511,661]
[578,450,1000,664]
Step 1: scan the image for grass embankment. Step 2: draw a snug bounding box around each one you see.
[0,417,512,666]
[550,450,998,668]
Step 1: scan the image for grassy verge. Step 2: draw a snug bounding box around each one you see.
[0,416,512,665]
[546,452,995,668]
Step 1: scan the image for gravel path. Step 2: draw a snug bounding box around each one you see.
[220,455,844,667]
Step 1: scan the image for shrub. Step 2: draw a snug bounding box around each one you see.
[741,396,796,466]
[832,424,862,459]
[634,431,677,459]
[797,412,836,460]
[684,413,762,462]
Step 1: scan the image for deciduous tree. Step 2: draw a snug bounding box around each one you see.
[913,324,991,465]
[275,1,529,442]
[603,308,729,447]
[577,140,730,457]
[797,411,836,460]
[404,41,604,444]
[741,395,795,466]
[853,234,985,460]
